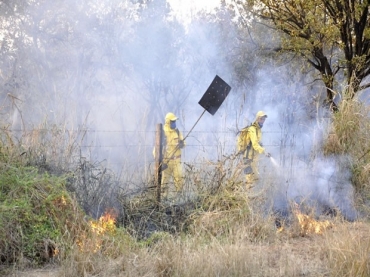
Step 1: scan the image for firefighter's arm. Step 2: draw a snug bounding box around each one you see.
[249,127,265,154]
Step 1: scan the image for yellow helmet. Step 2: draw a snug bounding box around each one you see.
[165,112,178,122]
[256,111,267,119]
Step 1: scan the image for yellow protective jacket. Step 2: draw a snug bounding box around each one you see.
[163,121,185,160]
[237,122,265,158]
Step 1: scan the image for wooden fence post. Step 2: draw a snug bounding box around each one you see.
[154,123,163,206]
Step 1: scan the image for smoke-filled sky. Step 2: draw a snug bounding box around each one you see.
[167,0,221,25]
[0,0,358,218]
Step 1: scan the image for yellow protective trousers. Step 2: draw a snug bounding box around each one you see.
[245,156,259,184]
[243,141,262,185]
[161,157,183,198]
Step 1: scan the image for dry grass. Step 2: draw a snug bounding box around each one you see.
[323,99,370,211]
[4,96,370,277]
[323,222,370,277]
[28,219,369,277]
[12,220,370,277]
[324,100,370,169]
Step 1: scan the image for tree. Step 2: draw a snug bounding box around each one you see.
[234,0,370,111]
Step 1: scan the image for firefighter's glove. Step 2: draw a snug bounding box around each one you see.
[265,152,271,158]
[161,163,168,171]
[178,140,185,149]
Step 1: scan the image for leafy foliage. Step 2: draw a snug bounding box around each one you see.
[235,0,370,110]
[0,165,86,265]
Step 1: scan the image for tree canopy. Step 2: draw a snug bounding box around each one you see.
[234,0,370,111]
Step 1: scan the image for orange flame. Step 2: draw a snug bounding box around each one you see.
[89,209,117,235]
[277,203,334,235]
[293,203,333,236]
[77,208,117,252]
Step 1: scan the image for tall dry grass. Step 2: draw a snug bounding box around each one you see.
[323,222,370,277]
[53,217,353,277]
[56,95,370,277]
[323,99,370,212]
[4,96,370,277]
[12,218,370,277]
[51,212,370,277]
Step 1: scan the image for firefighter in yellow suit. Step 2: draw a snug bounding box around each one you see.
[161,112,186,199]
[237,111,271,185]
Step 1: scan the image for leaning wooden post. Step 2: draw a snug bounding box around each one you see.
[154,123,163,206]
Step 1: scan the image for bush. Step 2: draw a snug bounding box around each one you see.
[0,164,86,266]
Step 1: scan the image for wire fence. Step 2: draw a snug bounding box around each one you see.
[2,124,322,177]
[3,124,353,220]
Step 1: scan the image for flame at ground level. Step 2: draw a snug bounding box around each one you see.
[295,212,333,236]
[277,203,334,235]
[77,209,118,253]
[89,209,117,235]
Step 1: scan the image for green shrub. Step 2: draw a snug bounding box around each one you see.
[0,164,85,265]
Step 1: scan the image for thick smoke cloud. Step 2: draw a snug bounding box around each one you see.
[0,0,358,218]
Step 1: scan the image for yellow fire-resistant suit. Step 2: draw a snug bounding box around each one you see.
[161,115,185,198]
[237,120,266,184]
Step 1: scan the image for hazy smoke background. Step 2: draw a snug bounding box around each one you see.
[0,0,357,218]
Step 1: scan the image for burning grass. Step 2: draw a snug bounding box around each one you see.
[12,220,370,277]
[77,209,118,254]
[2,157,369,277]
[290,202,334,236]
[0,161,132,274]
[2,96,370,276]
[60,211,136,277]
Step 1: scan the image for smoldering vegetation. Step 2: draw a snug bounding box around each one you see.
[1,0,370,276]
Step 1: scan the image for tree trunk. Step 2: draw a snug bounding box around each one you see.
[312,47,338,112]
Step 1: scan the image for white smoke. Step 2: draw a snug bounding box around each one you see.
[0,0,359,220]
